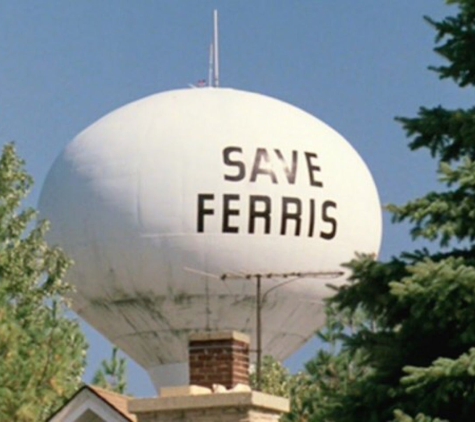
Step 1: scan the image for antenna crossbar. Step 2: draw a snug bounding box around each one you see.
[220,271,344,280]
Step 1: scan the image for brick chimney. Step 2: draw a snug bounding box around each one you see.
[128,331,289,422]
[188,331,249,389]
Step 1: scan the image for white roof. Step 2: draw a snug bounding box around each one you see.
[47,386,136,422]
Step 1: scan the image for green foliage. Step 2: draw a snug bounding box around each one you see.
[256,3,475,420]
[0,143,87,421]
[392,409,448,422]
[254,304,372,422]
[250,355,292,398]
[290,304,374,422]
[92,346,128,394]
[387,158,475,246]
[329,255,475,420]
[426,0,475,88]
[310,2,475,421]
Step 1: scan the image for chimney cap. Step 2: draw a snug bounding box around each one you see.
[189,331,249,344]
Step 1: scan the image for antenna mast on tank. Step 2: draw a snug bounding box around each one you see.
[208,43,213,87]
[212,10,219,87]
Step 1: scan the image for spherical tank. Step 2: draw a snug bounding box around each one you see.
[39,88,382,389]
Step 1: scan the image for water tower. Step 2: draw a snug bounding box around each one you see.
[38,15,382,390]
[39,86,381,389]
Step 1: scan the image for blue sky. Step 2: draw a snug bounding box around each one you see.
[0,1,469,396]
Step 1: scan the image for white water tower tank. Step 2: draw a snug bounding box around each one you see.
[39,88,382,390]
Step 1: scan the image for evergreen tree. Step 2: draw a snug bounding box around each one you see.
[0,143,87,421]
[92,346,128,394]
[290,305,372,422]
[322,1,475,420]
[253,304,371,422]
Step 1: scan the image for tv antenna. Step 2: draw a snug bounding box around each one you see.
[184,267,345,390]
[221,270,344,391]
[189,10,220,89]
[210,10,219,87]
